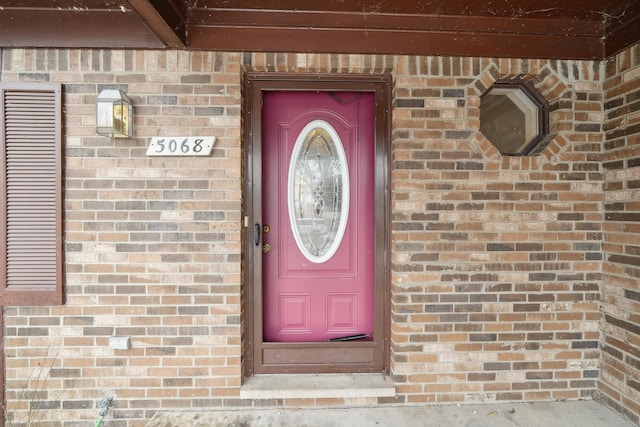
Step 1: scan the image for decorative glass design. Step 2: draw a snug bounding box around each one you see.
[288,120,349,263]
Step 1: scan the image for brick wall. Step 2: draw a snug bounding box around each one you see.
[2,50,245,426]
[601,44,640,424]
[0,47,630,425]
[390,57,603,404]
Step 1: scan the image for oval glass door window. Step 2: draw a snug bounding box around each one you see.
[288,120,350,264]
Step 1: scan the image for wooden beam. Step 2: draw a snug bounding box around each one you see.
[127,0,186,48]
[0,10,165,49]
[188,26,604,60]
[190,10,604,38]
[187,9,606,59]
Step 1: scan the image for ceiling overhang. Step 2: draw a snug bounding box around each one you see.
[0,1,639,60]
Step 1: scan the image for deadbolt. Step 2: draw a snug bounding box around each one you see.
[263,243,271,253]
[263,224,270,233]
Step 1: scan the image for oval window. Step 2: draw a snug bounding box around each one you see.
[288,120,349,263]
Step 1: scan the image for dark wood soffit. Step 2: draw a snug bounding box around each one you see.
[188,27,605,60]
[0,2,639,59]
[185,1,640,59]
[605,2,640,57]
[187,11,609,60]
[0,0,185,49]
[193,0,634,20]
[0,9,165,49]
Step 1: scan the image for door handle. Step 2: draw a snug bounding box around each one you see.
[254,223,260,246]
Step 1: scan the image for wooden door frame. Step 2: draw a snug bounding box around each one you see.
[242,73,391,376]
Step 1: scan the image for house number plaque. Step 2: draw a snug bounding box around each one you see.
[146,136,216,156]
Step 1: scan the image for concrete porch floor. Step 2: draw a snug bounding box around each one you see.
[147,400,635,426]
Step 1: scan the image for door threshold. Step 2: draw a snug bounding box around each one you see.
[240,373,395,399]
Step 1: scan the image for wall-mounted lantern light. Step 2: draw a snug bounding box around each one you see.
[96,89,132,138]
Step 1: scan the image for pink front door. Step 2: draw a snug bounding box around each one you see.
[262,91,375,342]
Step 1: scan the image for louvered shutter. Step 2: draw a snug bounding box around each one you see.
[0,83,63,306]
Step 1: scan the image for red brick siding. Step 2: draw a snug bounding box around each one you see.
[390,56,603,404]
[0,48,630,425]
[601,43,640,425]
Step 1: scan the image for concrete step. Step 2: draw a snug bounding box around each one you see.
[240,373,396,399]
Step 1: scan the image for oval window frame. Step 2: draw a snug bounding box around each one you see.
[287,119,350,264]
